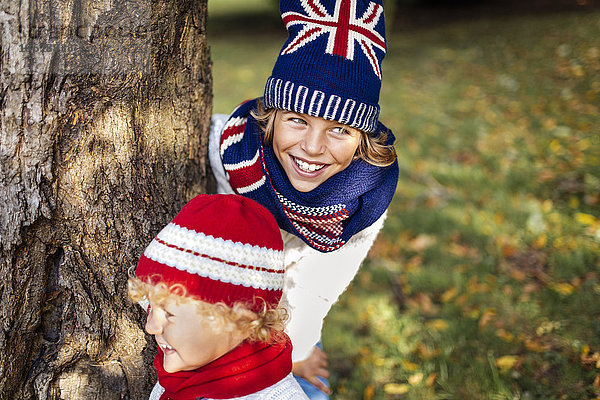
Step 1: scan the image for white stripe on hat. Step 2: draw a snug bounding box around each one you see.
[324,95,341,120]
[144,223,284,290]
[265,77,276,108]
[144,238,284,291]
[365,105,378,130]
[273,78,283,105]
[283,81,294,110]
[339,99,356,125]
[295,85,309,112]
[352,103,367,128]
[309,90,325,116]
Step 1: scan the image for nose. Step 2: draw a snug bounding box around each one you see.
[145,306,163,335]
[301,127,325,155]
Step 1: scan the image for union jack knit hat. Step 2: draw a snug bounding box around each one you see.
[263,0,387,134]
[135,194,285,312]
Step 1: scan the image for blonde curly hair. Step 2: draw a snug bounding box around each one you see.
[128,276,288,344]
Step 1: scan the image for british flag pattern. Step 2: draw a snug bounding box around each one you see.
[281,0,386,79]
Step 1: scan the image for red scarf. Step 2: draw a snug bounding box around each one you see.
[154,334,293,400]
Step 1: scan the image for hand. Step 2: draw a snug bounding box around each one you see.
[292,346,332,395]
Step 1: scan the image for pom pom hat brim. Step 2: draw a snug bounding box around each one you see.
[135,194,285,312]
[264,0,387,134]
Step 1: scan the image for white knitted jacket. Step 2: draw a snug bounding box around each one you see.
[148,373,308,400]
[209,114,386,362]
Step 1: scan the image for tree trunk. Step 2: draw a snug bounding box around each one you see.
[0,0,212,398]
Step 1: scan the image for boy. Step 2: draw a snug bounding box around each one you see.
[129,194,308,399]
[209,0,399,397]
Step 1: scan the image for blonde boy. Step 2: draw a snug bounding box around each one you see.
[129,194,308,399]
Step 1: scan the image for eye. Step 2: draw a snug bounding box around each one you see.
[290,117,306,125]
[330,126,350,135]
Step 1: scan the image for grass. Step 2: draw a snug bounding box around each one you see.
[208,5,600,399]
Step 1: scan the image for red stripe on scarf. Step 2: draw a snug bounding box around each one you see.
[225,161,265,194]
[221,122,246,147]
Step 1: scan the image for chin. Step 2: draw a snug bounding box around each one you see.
[163,361,184,374]
[292,183,318,192]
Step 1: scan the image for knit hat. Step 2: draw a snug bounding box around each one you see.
[263,0,387,134]
[135,194,285,312]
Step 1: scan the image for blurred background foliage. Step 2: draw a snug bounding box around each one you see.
[208,1,600,398]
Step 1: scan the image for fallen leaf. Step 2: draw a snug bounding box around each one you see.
[501,243,519,258]
[551,282,575,296]
[582,345,591,355]
[364,385,375,400]
[409,234,437,252]
[479,309,497,328]
[496,355,519,372]
[496,329,514,342]
[384,383,410,395]
[533,233,547,249]
[409,372,424,386]
[426,319,450,331]
[509,268,527,281]
[575,212,597,226]
[441,287,459,303]
[401,359,419,371]
[426,373,438,387]
[525,339,549,352]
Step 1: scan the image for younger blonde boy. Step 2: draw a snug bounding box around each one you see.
[129,194,308,400]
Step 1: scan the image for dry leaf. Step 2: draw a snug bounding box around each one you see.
[364,385,375,400]
[426,373,438,387]
[409,372,424,386]
[496,355,519,372]
[426,319,450,331]
[384,383,410,394]
[401,359,419,371]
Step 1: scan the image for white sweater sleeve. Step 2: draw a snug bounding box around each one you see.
[209,114,235,194]
[148,382,164,400]
[282,212,387,362]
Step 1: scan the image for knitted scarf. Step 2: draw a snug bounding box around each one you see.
[220,99,399,253]
[154,335,292,400]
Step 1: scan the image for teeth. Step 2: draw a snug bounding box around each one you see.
[160,343,173,350]
[294,158,325,173]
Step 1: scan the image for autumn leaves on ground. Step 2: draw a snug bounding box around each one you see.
[209,3,600,399]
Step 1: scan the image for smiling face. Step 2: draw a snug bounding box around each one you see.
[144,299,244,373]
[272,111,362,192]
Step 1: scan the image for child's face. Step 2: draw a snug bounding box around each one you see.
[272,111,361,192]
[145,299,244,373]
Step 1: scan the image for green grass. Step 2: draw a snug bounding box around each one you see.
[208,6,600,399]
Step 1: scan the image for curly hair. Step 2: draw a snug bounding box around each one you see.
[251,99,397,167]
[128,276,288,344]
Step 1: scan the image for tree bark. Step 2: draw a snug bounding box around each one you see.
[0,0,212,398]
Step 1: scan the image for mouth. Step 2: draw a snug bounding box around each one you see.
[157,340,175,353]
[292,156,326,173]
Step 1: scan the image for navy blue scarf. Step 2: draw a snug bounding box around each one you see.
[220,99,398,253]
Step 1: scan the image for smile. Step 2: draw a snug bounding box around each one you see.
[158,341,174,351]
[293,156,325,173]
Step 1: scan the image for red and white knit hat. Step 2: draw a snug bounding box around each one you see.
[135,194,285,312]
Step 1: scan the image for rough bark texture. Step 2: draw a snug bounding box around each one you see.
[0,0,212,398]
